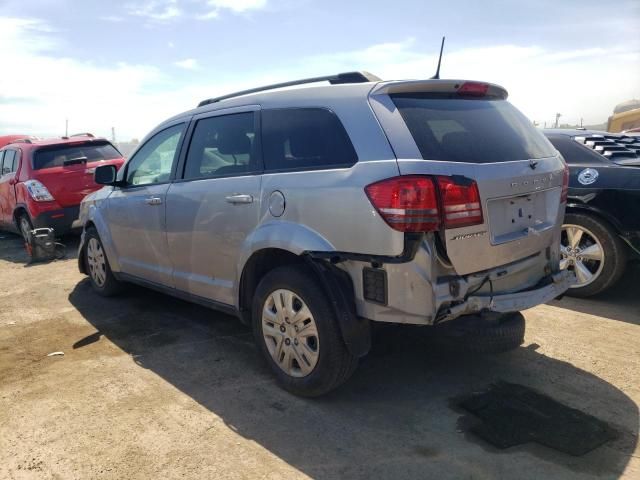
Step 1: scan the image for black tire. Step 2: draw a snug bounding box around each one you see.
[84,227,122,297]
[252,264,358,397]
[433,312,525,354]
[563,212,627,298]
[18,213,33,243]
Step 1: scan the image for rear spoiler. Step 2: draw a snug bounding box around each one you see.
[370,79,508,100]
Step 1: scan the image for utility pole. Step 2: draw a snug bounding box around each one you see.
[111,127,116,143]
[65,119,69,137]
[554,113,562,129]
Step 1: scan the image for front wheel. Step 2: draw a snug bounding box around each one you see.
[561,213,627,297]
[84,228,122,297]
[253,265,358,397]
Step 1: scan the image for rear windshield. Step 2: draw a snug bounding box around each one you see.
[33,141,121,170]
[391,94,556,163]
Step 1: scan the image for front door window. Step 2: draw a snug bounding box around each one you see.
[126,124,184,186]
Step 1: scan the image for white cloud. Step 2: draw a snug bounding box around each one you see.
[1,16,637,142]
[203,0,267,13]
[174,58,199,69]
[100,15,126,23]
[0,17,168,139]
[196,10,219,20]
[297,40,640,127]
[125,0,182,21]
[125,0,268,21]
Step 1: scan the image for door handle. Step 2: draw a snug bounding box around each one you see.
[225,194,254,204]
[144,197,163,206]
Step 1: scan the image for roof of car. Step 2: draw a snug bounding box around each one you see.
[162,81,378,126]
[160,76,509,131]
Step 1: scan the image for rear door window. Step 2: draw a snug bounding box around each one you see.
[183,112,258,180]
[33,141,121,170]
[262,108,357,172]
[391,94,556,163]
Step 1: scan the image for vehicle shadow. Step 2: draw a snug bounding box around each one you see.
[0,233,79,265]
[68,280,638,479]
[549,263,640,325]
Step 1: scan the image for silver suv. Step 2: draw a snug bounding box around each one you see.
[78,72,573,396]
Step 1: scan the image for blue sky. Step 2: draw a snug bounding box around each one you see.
[1,0,638,140]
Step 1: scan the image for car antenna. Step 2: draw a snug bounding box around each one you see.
[431,36,446,79]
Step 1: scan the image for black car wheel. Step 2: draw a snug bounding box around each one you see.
[561,212,627,297]
[18,213,33,243]
[84,227,123,297]
[252,265,358,397]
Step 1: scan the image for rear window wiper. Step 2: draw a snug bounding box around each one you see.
[63,156,88,166]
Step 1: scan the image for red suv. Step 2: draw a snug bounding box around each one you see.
[0,134,125,239]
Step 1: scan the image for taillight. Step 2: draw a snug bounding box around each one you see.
[365,176,440,232]
[365,175,484,232]
[561,164,569,203]
[437,176,483,228]
[457,81,489,97]
[24,179,55,202]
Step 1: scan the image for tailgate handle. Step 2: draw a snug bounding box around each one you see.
[144,197,162,206]
[225,194,253,204]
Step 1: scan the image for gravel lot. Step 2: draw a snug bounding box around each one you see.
[0,233,638,479]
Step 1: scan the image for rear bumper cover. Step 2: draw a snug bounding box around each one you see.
[437,270,575,323]
[32,205,81,235]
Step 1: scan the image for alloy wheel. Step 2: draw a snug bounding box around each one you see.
[560,224,605,288]
[86,238,107,287]
[262,289,320,378]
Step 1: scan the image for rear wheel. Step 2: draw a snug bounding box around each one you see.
[253,265,358,397]
[84,228,122,297]
[561,213,627,297]
[18,213,33,243]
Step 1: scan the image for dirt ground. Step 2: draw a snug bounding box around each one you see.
[0,233,638,480]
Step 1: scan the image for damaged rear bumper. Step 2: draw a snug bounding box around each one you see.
[436,270,575,323]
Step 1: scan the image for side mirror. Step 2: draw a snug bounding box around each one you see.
[95,165,118,185]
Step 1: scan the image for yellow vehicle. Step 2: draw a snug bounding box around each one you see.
[608,99,640,132]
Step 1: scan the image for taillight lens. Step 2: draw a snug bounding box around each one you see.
[365,176,440,232]
[24,179,55,202]
[365,175,484,232]
[437,176,483,228]
[457,82,489,97]
[561,164,569,203]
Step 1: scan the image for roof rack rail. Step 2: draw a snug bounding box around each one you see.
[8,138,33,144]
[69,132,95,138]
[197,71,381,107]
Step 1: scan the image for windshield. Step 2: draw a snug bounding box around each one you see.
[391,94,556,163]
[33,141,121,170]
